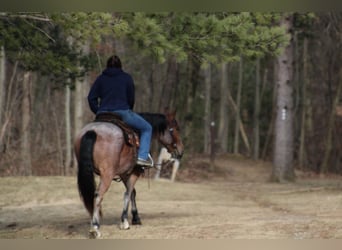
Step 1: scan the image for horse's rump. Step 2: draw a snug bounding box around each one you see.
[75,122,137,176]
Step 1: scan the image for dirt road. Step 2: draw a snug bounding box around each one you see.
[1,156,342,239]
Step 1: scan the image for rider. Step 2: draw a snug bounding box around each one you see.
[87,55,153,167]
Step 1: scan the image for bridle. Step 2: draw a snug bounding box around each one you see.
[163,119,182,158]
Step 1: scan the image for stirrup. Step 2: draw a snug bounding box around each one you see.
[148,154,154,166]
[137,154,154,168]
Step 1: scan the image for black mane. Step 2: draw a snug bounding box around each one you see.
[139,112,167,135]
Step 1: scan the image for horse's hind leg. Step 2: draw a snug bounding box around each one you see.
[120,189,131,230]
[131,188,142,225]
[89,174,112,238]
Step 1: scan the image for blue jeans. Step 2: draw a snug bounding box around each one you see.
[112,110,152,160]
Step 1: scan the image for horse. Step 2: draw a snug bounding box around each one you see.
[74,110,184,238]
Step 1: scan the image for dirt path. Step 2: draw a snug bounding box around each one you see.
[1,156,342,239]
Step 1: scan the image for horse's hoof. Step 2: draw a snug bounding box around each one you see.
[120,220,130,230]
[132,219,142,225]
[89,228,102,239]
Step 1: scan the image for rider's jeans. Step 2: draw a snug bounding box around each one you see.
[112,109,152,160]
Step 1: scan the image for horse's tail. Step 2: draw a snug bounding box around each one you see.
[77,130,97,216]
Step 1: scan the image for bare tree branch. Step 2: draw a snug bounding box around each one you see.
[0,12,51,22]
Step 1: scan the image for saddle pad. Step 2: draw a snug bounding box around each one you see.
[94,112,140,147]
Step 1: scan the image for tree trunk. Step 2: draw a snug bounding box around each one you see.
[182,58,201,153]
[271,15,295,182]
[0,46,5,153]
[0,46,5,131]
[52,104,63,175]
[20,71,32,176]
[227,90,251,154]
[298,37,308,169]
[74,78,85,135]
[234,58,243,154]
[320,68,342,174]
[203,64,211,154]
[65,84,72,174]
[160,56,177,111]
[148,62,155,111]
[253,58,261,160]
[73,44,90,166]
[1,60,19,157]
[262,61,277,160]
[218,62,229,153]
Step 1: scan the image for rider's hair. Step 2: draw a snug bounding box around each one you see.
[106,55,122,69]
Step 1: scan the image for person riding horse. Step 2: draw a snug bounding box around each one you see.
[87,55,153,167]
[78,54,184,238]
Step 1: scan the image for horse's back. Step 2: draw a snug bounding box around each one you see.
[74,122,124,159]
[77,122,123,139]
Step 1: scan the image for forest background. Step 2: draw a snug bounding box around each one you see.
[0,12,341,182]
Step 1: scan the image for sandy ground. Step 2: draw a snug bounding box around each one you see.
[1,155,342,239]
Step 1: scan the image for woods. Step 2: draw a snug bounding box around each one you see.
[0,12,341,180]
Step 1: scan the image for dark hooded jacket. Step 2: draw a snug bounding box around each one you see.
[88,67,135,114]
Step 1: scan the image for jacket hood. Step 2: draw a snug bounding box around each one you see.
[102,67,122,76]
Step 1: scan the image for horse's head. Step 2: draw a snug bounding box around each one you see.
[158,110,184,159]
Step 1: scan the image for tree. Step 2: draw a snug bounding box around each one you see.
[271,14,295,182]
[253,58,261,160]
[159,55,178,110]
[203,63,212,154]
[0,12,305,176]
[0,46,5,152]
[218,62,229,153]
[153,13,287,156]
[314,13,342,174]
[234,57,244,154]
[0,12,123,174]
[298,37,308,169]
[20,71,32,176]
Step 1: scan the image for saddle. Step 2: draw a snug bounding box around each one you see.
[94,112,140,148]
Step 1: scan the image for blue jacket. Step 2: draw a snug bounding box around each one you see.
[88,67,135,114]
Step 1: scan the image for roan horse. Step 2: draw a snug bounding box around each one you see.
[74,110,184,238]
